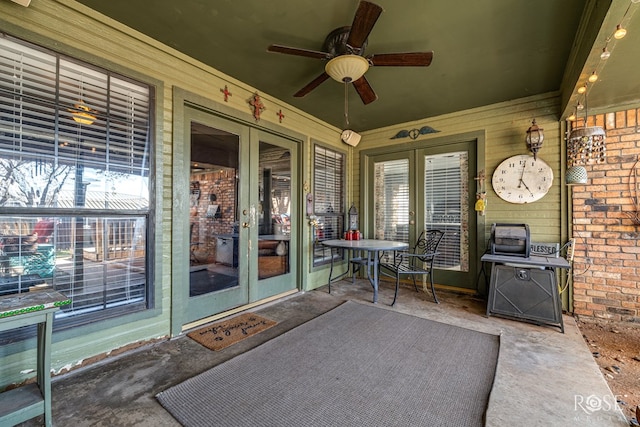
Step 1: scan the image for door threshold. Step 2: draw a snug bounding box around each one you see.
[181,288,298,333]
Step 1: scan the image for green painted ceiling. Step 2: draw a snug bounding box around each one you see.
[75,0,640,132]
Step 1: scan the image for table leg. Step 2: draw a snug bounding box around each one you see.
[553,269,565,333]
[327,247,335,294]
[486,262,495,317]
[372,250,379,303]
[363,251,374,288]
[37,312,53,427]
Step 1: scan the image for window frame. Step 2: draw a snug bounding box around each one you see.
[0,33,158,331]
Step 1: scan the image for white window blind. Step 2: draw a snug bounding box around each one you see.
[313,145,344,266]
[424,152,469,271]
[374,159,409,242]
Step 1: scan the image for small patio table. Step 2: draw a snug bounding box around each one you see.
[321,239,408,303]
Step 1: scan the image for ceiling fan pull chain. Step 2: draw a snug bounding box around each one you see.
[344,81,349,127]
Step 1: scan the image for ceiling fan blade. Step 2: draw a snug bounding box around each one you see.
[352,75,378,105]
[368,51,434,67]
[346,1,383,51]
[267,44,331,60]
[294,72,331,97]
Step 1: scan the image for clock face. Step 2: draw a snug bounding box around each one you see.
[492,155,553,203]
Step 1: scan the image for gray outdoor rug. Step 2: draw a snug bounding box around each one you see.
[156,300,500,427]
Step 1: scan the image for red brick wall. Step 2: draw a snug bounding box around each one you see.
[190,170,237,263]
[571,108,640,321]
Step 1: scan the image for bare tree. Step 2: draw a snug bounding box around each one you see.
[0,159,72,207]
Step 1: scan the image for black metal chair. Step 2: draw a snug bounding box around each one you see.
[379,230,445,306]
[349,249,372,284]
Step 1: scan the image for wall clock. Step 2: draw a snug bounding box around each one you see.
[492,154,553,203]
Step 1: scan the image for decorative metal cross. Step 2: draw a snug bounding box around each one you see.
[276,109,285,123]
[248,92,265,121]
[220,85,232,102]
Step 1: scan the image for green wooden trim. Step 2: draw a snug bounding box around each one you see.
[359,130,486,292]
[0,300,70,319]
[561,120,573,313]
[171,87,307,335]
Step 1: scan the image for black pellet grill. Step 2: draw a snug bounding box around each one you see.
[489,223,530,257]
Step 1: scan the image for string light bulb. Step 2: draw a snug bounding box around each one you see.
[588,72,598,83]
[577,102,584,111]
[578,85,587,94]
[614,24,627,39]
[600,47,611,59]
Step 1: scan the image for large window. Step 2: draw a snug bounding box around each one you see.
[312,145,345,266]
[0,35,153,326]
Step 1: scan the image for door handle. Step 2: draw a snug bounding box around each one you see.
[242,222,250,228]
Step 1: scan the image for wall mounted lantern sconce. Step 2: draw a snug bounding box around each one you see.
[525,119,544,160]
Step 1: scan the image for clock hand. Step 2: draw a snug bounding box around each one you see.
[515,161,535,196]
[520,179,534,196]
[517,161,527,189]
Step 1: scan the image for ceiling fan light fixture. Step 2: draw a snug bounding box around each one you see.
[325,55,369,83]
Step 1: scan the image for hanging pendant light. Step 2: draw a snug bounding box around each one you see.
[69,76,96,125]
[70,101,97,125]
[566,165,588,185]
[566,93,606,185]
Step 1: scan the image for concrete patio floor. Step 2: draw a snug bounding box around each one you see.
[18,278,628,426]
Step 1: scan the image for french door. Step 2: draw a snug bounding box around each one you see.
[367,140,478,290]
[174,106,298,329]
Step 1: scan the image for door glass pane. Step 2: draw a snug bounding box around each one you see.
[373,159,408,264]
[258,142,290,280]
[424,152,469,272]
[189,122,239,297]
[374,159,410,243]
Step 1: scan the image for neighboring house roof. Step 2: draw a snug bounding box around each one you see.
[54,190,148,210]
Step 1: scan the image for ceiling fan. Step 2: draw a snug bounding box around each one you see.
[267,0,434,105]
